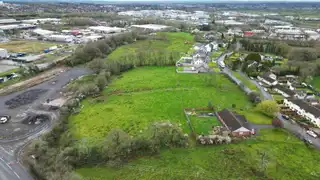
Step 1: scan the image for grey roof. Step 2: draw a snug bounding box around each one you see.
[274,85,296,96]
[289,99,320,117]
[259,72,276,83]
[217,109,251,131]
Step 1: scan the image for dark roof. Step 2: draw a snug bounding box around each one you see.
[289,99,320,117]
[274,85,296,96]
[261,76,277,83]
[217,109,251,131]
[259,72,276,83]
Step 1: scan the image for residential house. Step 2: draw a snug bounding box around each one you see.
[283,99,320,127]
[217,109,254,136]
[273,84,296,98]
[257,72,278,86]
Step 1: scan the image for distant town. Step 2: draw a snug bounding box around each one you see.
[0,1,320,180]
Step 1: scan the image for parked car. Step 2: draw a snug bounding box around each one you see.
[6,73,19,80]
[0,77,4,83]
[307,130,318,138]
[263,88,268,92]
[250,77,254,80]
[259,82,263,86]
[303,138,313,145]
[0,115,10,124]
[282,114,290,120]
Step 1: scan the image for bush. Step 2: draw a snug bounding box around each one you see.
[256,100,280,118]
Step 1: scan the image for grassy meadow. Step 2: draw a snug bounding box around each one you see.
[69,66,254,142]
[107,32,193,63]
[76,129,320,180]
[0,41,58,53]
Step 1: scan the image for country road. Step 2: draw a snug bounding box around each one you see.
[0,67,91,180]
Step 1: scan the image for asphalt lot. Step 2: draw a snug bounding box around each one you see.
[0,66,91,180]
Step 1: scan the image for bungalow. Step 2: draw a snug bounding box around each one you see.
[273,84,296,98]
[217,109,254,136]
[283,99,320,127]
[258,72,278,86]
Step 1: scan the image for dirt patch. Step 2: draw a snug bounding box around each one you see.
[5,89,48,109]
[21,114,49,125]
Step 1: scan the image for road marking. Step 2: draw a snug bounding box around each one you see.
[0,157,13,170]
[13,171,20,179]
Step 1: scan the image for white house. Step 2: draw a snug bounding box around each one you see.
[257,72,278,86]
[283,99,320,127]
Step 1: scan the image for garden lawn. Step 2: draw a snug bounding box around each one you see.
[76,128,320,180]
[238,108,272,125]
[107,32,193,61]
[312,76,320,90]
[69,66,253,142]
[189,115,221,135]
[0,41,58,53]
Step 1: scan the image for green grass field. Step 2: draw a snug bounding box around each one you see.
[0,41,58,53]
[107,32,193,62]
[312,76,320,90]
[189,115,221,135]
[69,66,256,142]
[76,128,320,180]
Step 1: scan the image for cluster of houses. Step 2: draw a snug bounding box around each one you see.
[176,42,220,73]
[258,72,320,127]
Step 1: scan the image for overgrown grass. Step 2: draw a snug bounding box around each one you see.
[76,128,320,180]
[69,66,254,142]
[107,32,193,62]
[0,41,58,53]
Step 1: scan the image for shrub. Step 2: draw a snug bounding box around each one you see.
[256,100,280,118]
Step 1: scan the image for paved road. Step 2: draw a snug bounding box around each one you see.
[0,67,91,180]
[0,146,33,180]
[217,53,252,94]
[237,71,273,100]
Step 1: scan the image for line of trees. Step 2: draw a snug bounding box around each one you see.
[240,39,290,57]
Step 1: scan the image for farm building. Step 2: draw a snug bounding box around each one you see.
[88,26,125,34]
[47,34,73,43]
[217,109,254,136]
